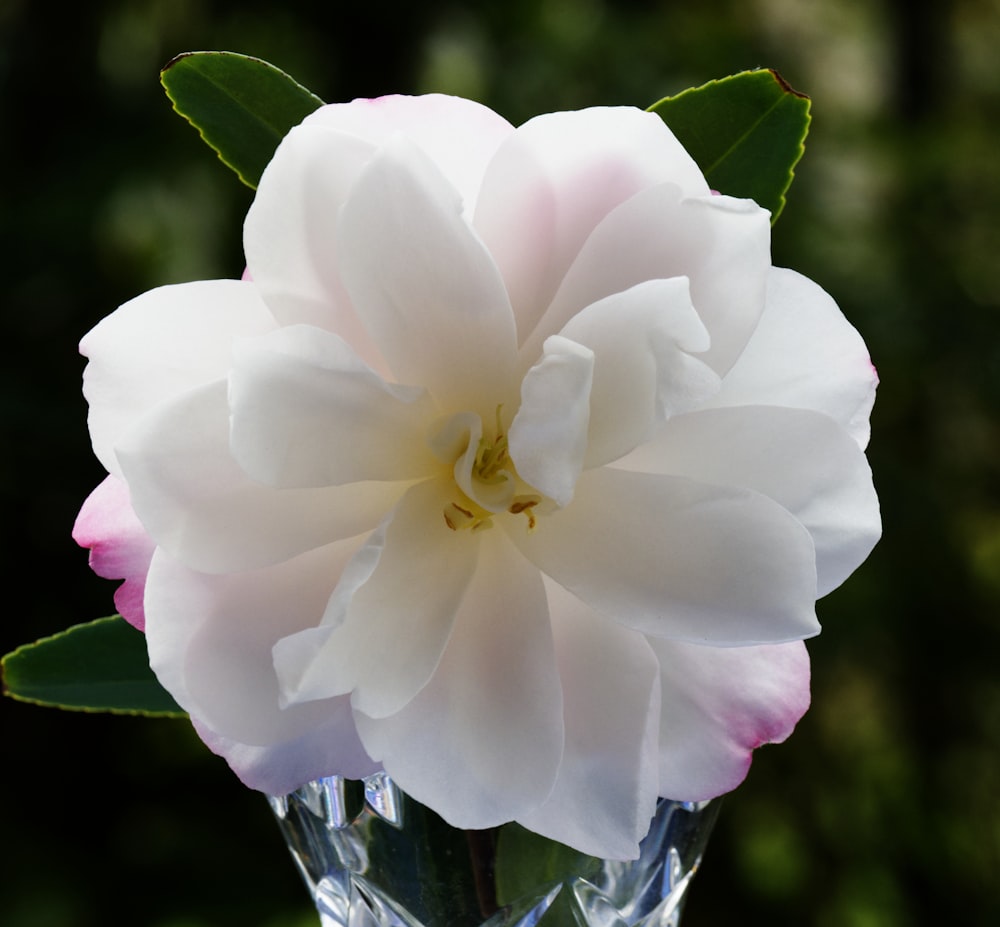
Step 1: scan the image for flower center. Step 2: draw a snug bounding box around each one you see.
[472,407,511,485]
[440,407,542,534]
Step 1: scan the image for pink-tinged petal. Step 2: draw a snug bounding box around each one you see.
[145,538,368,748]
[354,527,563,828]
[475,108,709,347]
[509,467,819,644]
[556,277,721,467]
[617,406,881,596]
[275,478,480,719]
[72,474,154,631]
[301,94,514,214]
[707,267,878,448]
[508,335,593,506]
[117,381,404,573]
[192,715,379,797]
[649,639,810,800]
[81,280,276,475]
[229,325,441,488]
[337,136,518,415]
[517,579,660,860]
[521,188,771,377]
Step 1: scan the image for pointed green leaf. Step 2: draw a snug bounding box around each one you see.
[2,616,185,717]
[161,51,325,189]
[649,69,811,221]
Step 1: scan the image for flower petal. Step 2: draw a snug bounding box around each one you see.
[707,267,878,448]
[510,466,819,644]
[229,324,441,488]
[302,94,514,213]
[81,279,276,475]
[517,579,660,860]
[144,538,369,749]
[275,478,480,719]
[337,135,518,414]
[521,188,771,377]
[117,381,403,572]
[245,124,387,368]
[191,714,379,797]
[556,277,721,467]
[246,95,513,368]
[650,638,810,800]
[474,108,709,346]
[72,474,154,631]
[508,335,593,506]
[354,527,563,828]
[616,406,881,595]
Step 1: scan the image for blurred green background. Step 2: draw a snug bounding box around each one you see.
[2,0,998,924]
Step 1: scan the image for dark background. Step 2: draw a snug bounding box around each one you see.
[2,1,999,925]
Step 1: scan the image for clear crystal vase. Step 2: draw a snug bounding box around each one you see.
[269,772,719,927]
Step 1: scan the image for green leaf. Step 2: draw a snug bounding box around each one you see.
[649,68,811,221]
[494,822,601,907]
[2,616,185,717]
[161,51,324,189]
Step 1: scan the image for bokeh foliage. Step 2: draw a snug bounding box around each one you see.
[2,1,999,925]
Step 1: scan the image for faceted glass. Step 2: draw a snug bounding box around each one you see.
[270,773,719,927]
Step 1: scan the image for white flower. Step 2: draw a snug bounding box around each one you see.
[79,94,880,859]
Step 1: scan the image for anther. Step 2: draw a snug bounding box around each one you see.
[509,494,541,533]
[444,502,477,531]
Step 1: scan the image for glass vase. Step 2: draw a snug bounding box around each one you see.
[269,772,719,927]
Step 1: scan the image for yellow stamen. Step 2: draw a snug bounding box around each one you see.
[509,494,541,533]
[443,498,494,532]
[473,406,509,484]
[443,409,542,535]
[443,502,476,531]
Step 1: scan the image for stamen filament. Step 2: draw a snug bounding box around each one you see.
[443,408,542,534]
[474,406,509,484]
[509,494,541,532]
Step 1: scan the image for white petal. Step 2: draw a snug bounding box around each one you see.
[337,136,518,414]
[275,479,480,719]
[556,277,721,467]
[517,579,660,860]
[246,96,513,368]
[521,187,771,376]
[510,467,819,644]
[229,324,441,488]
[272,515,388,705]
[302,94,514,213]
[192,714,379,797]
[354,528,563,828]
[617,406,881,596]
[81,280,275,475]
[117,381,403,572]
[650,638,810,800]
[475,108,709,346]
[708,267,878,448]
[144,539,369,748]
[509,335,593,506]
[245,125,386,370]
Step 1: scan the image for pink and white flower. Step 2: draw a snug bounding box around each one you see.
[76,94,879,858]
